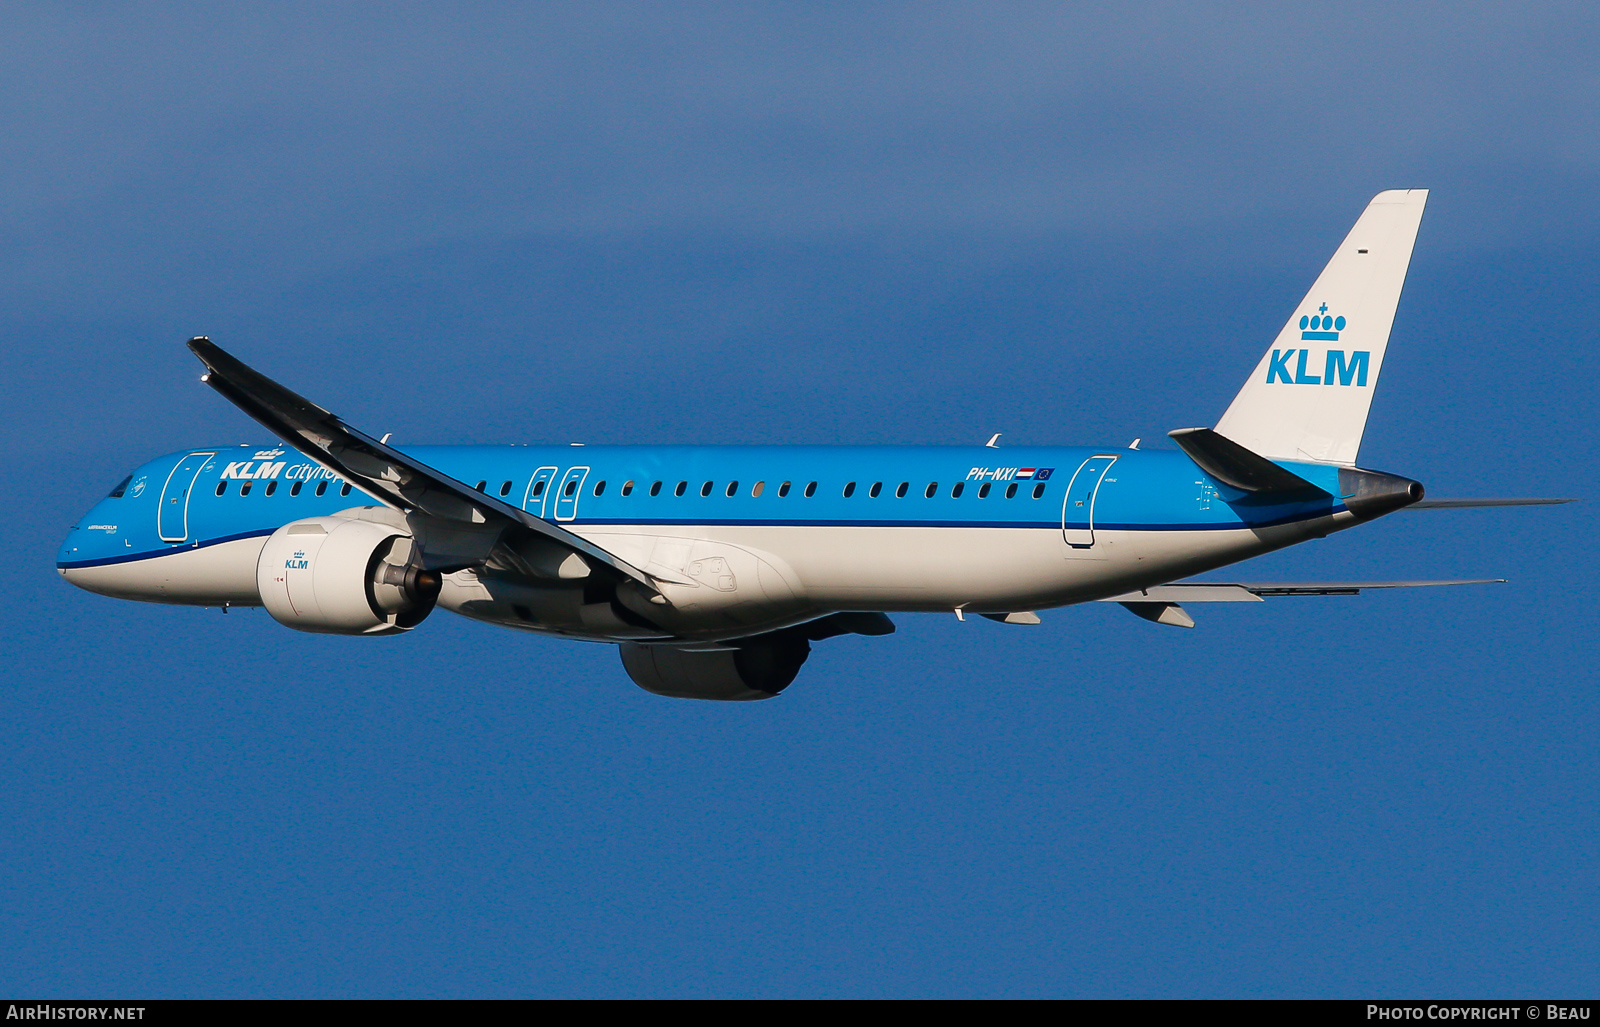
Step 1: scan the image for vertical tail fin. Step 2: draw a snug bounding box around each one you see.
[1214,189,1428,465]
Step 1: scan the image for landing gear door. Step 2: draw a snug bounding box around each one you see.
[522,466,559,519]
[1062,455,1118,548]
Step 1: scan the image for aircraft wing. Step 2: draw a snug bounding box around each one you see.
[187,336,661,593]
[1099,578,1506,628]
[1100,579,1506,603]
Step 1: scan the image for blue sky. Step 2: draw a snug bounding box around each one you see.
[3,4,1597,997]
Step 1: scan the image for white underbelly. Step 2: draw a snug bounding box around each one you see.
[575,521,1314,615]
[60,536,267,606]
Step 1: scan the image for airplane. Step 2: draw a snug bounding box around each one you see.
[57,189,1570,700]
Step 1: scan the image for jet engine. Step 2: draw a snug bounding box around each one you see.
[619,636,811,701]
[256,516,439,635]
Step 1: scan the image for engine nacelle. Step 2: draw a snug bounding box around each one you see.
[256,516,439,635]
[619,637,810,701]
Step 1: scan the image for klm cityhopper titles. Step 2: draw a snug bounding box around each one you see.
[58,191,1568,700]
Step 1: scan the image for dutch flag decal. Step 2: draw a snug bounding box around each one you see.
[1016,468,1036,479]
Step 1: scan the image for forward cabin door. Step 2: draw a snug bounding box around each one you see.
[1061,455,1117,548]
[522,466,559,519]
[158,451,215,542]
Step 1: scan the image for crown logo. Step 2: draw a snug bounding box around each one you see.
[1300,302,1345,341]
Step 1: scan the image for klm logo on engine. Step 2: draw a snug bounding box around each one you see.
[285,549,309,570]
[1265,303,1369,386]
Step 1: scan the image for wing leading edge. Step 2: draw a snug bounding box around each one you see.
[186,337,660,593]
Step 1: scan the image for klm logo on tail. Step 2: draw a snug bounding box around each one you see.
[1300,303,1345,340]
[1266,303,1369,386]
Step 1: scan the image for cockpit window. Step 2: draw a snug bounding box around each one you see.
[108,475,132,498]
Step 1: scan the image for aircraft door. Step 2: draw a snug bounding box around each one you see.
[522,466,559,518]
[157,451,215,542]
[1061,455,1117,548]
[553,466,590,522]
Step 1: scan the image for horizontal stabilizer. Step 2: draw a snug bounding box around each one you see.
[1101,579,1504,603]
[1406,498,1574,510]
[1167,427,1329,495]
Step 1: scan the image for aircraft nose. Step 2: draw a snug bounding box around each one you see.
[57,499,128,593]
[58,519,87,568]
[58,523,92,590]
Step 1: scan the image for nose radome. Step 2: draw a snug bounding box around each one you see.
[57,497,127,590]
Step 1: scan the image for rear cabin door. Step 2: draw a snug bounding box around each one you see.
[553,466,590,522]
[158,451,215,542]
[1061,455,1117,548]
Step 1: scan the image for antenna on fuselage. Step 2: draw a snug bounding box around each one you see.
[984,433,1001,448]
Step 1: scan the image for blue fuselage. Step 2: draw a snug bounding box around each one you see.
[61,441,1351,640]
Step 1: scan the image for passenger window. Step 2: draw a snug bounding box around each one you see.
[868,482,882,498]
[622,480,635,496]
[778,481,791,497]
[1033,483,1046,499]
[804,481,817,498]
[475,481,487,492]
[215,482,227,496]
[315,482,327,497]
[564,480,578,497]
[265,481,277,497]
[531,480,546,497]
[726,481,738,497]
[340,483,352,497]
[1005,482,1018,499]
[499,481,512,497]
[290,481,302,497]
[843,482,856,498]
[951,482,964,498]
[594,480,606,497]
[979,483,991,498]
[109,475,132,498]
[650,481,663,497]
[700,481,713,497]
[896,482,908,498]
[925,482,937,498]
[752,481,764,497]
[240,482,253,496]
[675,481,687,497]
